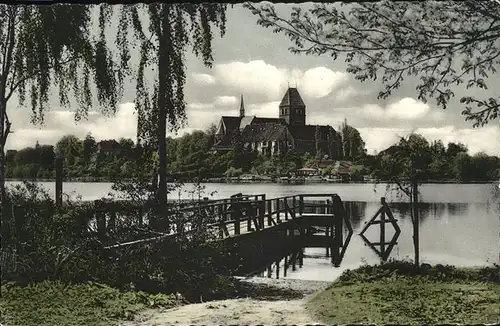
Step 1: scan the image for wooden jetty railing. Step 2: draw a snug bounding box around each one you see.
[98,193,353,267]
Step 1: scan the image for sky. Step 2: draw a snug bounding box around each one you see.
[5,3,500,156]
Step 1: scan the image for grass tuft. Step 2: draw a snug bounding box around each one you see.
[306,260,500,325]
[0,281,181,326]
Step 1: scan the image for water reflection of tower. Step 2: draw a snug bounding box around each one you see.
[446,203,469,216]
[344,201,367,230]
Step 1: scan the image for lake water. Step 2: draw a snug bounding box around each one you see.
[6,181,500,281]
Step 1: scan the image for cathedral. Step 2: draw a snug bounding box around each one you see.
[210,87,342,159]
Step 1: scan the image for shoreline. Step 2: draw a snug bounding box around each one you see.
[121,277,330,326]
[5,178,498,185]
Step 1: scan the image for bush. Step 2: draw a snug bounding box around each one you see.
[2,180,239,302]
[336,259,500,286]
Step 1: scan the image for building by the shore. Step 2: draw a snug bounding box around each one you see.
[210,87,343,159]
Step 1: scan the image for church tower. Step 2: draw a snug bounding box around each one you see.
[239,94,245,118]
[279,87,306,125]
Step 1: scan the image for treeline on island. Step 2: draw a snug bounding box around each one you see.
[6,124,500,183]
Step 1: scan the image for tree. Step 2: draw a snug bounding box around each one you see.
[116,4,227,228]
[372,133,432,266]
[341,119,366,162]
[315,125,321,161]
[82,133,97,166]
[446,142,468,158]
[55,135,83,168]
[118,137,134,160]
[0,5,126,219]
[245,1,500,127]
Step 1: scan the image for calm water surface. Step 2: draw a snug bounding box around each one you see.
[6,181,500,281]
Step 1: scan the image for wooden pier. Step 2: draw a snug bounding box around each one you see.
[94,193,353,275]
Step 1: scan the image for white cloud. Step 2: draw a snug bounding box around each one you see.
[5,103,138,150]
[361,97,442,121]
[386,98,431,120]
[213,60,348,100]
[247,101,281,117]
[187,102,215,110]
[300,67,348,99]
[359,125,500,156]
[214,60,287,99]
[191,73,216,85]
[214,95,238,106]
[335,86,360,102]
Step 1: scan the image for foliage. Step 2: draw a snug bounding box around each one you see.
[371,133,432,196]
[2,176,239,303]
[113,4,227,218]
[308,277,499,325]
[341,119,366,163]
[2,182,98,282]
[6,132,500,183]
[224,166,243,178]
[306,260,500,325]
[0,281,182,326]
[0,4,130,213]
[336,259,500,285]
[245,1,500,127]
[113,4,227,143]
[365,134,500,184]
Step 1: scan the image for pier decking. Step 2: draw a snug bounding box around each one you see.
[98,193,353,270]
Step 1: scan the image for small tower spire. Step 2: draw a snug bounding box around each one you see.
[239,94,245,117]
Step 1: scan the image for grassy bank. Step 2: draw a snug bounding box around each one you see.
[0,281,182,326]
[0,279,303,326]
[306,261,500,325]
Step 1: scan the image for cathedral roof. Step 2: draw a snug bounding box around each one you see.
[241,123,289,142]
[279,87,306,107]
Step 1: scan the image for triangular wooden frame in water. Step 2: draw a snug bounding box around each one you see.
[359,197,401,261]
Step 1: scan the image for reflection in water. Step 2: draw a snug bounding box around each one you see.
[344,201,367,230]
[385,202,469,224]
[446,203,469,216]
[283,200,498,282]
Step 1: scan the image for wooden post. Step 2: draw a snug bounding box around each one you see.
[95,201,106,241]
[267,200,272,226]
[276,199,281,224]
[260,195,266,228]
[218,203,224,238]
[299,195,304,215]
[284,198,289,220]
[332,196,343,266]
[299,248,304,267]
[109,211,116,232]
[55,156,63,208]
[292,251,297,271]
[292,196,297,218]
[284,255,288,277]
[247,202,252,232]
[267,264,272,278]
[325,226,330,257]
[233,201,240,235]
[137,207,143,226]
[380,197,386,259]
[275,259,280,279]
[412,179,420,266]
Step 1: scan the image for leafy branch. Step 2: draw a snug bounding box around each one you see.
[245,1,500,126]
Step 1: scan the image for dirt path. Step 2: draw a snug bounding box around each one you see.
[122,278,329,325]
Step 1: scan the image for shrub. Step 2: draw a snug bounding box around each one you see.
[2,180,239,302]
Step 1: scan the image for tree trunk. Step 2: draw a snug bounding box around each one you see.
[0,100,6,249]
[157,4,171,231]
[411,178,420,266]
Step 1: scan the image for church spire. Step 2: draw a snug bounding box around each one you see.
[239,94,245,117]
